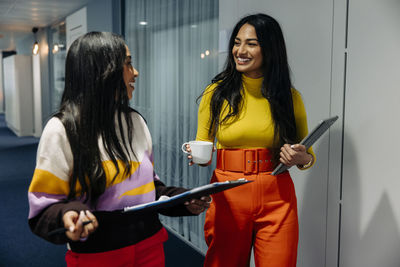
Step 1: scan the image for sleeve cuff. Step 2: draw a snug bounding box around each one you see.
[297,153,315,170]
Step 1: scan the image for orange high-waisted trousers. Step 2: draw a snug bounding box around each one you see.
[204,149,298,267]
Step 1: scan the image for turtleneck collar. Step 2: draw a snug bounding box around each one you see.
[242,74,264,97]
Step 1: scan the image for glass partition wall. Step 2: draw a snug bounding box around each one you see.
[124,0,219,253]
[49,22,67,113]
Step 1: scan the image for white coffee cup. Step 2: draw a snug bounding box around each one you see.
[181,141,213,164]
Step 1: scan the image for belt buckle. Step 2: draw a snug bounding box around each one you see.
[243,149,258,174]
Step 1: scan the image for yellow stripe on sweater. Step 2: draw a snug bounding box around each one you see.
[28,169,75,195]
[29,161,142,195]
[102,160,141,187]
[118,181,155,199]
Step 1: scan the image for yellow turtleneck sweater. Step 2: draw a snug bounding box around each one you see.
[196,75,315,166]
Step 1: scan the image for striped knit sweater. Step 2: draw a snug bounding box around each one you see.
[28,110,192,253]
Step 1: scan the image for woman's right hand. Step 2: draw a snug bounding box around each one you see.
[185,144,195,166]
[63,210,99,242]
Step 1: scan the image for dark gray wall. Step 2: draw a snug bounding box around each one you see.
[15,35,35,55]
[112,0,122,35]
[87,0,113,32]
[37,28,51,124]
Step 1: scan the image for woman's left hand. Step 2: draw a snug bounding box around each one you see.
[279,144,312,167]
[184,196,212,215]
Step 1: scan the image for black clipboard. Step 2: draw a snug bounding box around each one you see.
[123,178,252,213]
[271,115,339,175]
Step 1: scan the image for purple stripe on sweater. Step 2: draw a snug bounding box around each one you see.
[28,192,66,219]
[28,151,160,218]
[96,152,157,210]
[149,152,160,181]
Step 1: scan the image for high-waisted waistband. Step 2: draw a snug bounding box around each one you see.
[217,148,275,174]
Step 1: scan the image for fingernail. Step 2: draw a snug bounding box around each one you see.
[69,226,75,232]
[78,211,84,223]
[291,145,295,148]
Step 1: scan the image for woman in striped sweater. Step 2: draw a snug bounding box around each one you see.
[28,32,210,267]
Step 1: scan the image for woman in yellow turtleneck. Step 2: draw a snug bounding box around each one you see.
[190,14,315,267]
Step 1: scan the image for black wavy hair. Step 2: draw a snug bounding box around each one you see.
[206,13,297,161]
[55,32,135,205]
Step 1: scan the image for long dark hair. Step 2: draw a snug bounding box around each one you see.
[55,32,134,205]
[207,13,296,160]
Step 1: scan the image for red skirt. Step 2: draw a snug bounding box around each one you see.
[65,227,168,267]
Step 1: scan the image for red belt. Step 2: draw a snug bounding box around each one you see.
[217,148,275,174]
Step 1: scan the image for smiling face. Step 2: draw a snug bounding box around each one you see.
[232,23,263,78]
[123,45,139,100]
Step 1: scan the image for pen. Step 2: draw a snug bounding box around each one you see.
[47,220,93,236]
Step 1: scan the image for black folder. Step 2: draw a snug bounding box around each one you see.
[271,115,339,175]
[123,178,252,213]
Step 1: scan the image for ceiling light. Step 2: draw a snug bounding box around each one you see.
[33,42,39,55]
[139,21,148,26]
[32,27,39,55]
[52,44,59,54]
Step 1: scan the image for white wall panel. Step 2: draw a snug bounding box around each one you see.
[340,0,400,266]
[32,55,42,137]
[3,55,34,136]
[327,0,348,266]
